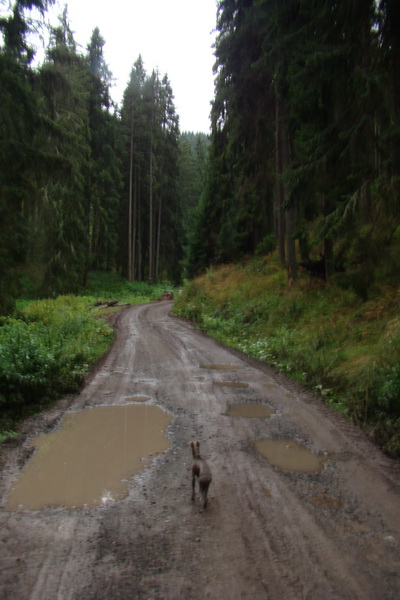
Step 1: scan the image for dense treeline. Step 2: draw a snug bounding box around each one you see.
[0,1,208,314]
[3,0,399,315]
[189,0,400,298]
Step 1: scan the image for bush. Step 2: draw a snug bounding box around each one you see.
[255,233,277,256]
[0,296,113,431]
[86,271,174,303]
[0,275,172,440]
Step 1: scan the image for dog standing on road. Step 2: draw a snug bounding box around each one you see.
[189,440,212,510]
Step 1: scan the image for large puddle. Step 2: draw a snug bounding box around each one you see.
[6,404,171,510]
[226,403,275,418]
[253,439,322,473]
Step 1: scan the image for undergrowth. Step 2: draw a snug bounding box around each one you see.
[173,257,400,458]
[0,272,173,442]
[85,271,173,304]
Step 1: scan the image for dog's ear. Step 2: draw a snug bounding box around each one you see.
[189,441,194,448]
[196,440,200,446]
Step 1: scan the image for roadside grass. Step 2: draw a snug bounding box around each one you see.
[0,273,174,443]
[85,270,174,304]
[173,257,400,458]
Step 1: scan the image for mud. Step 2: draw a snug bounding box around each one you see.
[214,381,249,389]
[201,364,240,370]
[225,402,275,418]
[1,301,400,600]
[309,494,344,510]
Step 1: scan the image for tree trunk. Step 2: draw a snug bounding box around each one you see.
[276,94,296,281]
[132,163,138,280]
[155,194,162,282]
[137,176,142,281]
[128,114,134,282]
[324,237,334,281]
[148,133,154,282]
[285,207,296,284]
[275,97,286,265]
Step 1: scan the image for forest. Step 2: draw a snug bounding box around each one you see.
[0,0,208,314]
[0,0,399,452]
[1,0,399,313]
[188,0,399,296]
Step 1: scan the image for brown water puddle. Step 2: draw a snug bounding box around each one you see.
[226,403,275,418]
[214,381,249,389]
[253,439,322,473]
[309,494,343,510]
[6,404,171,510]
[201,364,240,370]
[125,395,152,403]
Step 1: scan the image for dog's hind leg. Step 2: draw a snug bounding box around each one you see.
[199,478,210,509]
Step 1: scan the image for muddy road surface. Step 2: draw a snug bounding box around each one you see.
[1,301,400,599]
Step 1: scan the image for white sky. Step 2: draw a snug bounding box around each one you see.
[44,0,218,133]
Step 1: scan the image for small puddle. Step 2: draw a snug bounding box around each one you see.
[214,381,249,389]
[253,439,322,473]
[309,494,343,510]
[225,403,275,418]
[201,364,240,371]
[125,395,151,403]
[6,404,171,510]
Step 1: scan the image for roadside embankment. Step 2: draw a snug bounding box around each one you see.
[173,257,400,458]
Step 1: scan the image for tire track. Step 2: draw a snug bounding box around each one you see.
[1,302,399,600]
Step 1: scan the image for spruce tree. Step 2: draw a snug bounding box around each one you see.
[86,27,122,272]
[0,0,53,312]
[36,6,91,294]
[120,59,182,283]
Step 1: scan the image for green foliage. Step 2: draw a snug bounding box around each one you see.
[174,257,400,457]
[0,274,169,441]
[86,27,122,272]
[255,234,277,256]
[189,0,400,296]
[0,50,39,313]
[346,326,400,456]
[86,270,174,303]
[0,6,183,315]
[0,295,113,432]
[178,132,210,278]
[120,58,182,284]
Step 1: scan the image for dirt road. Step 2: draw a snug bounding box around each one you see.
[1,301,400,599]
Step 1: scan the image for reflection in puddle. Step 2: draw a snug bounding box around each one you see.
[214,381,249,389]
[6,404,171,510]
[201,364,240,370]
[226,403,275,418]
[253,439,322,473]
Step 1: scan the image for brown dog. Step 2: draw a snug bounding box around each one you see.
[190,440,212,509]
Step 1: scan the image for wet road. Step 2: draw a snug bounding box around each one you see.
[1,301,400,599]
